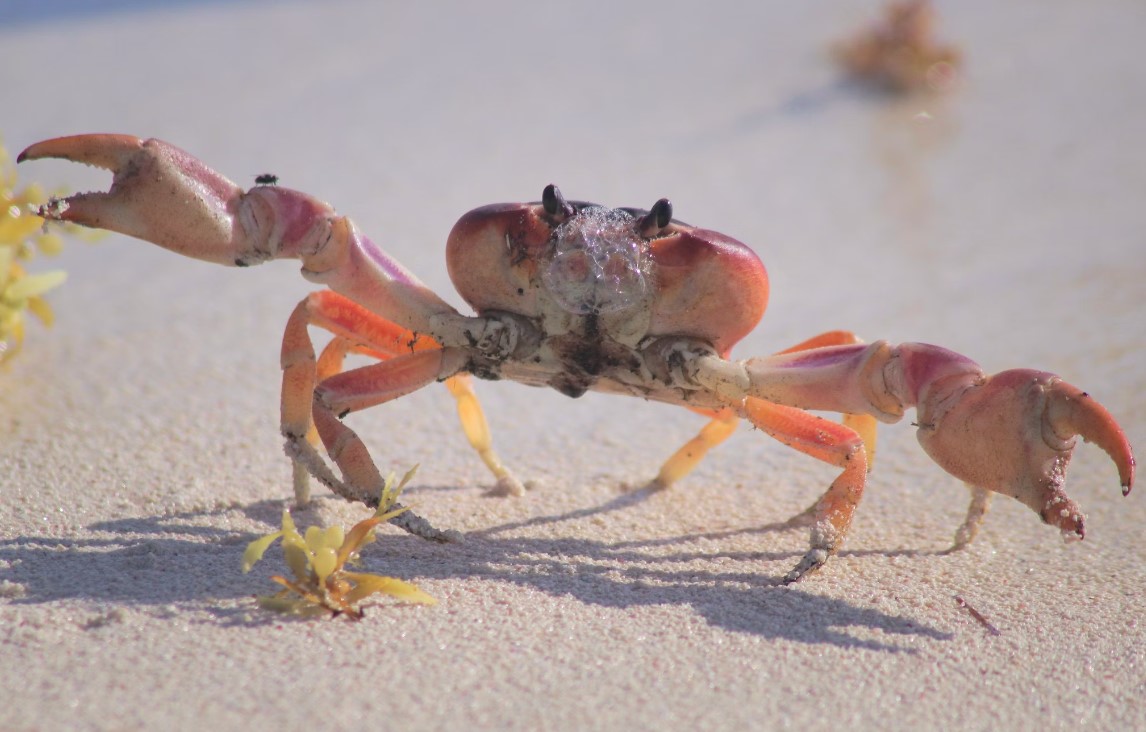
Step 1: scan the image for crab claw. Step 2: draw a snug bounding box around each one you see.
[915,367,1135,539]
[17,135,261,266]
[19,134,459,332]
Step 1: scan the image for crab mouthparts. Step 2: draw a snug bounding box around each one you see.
[542,212,651,315]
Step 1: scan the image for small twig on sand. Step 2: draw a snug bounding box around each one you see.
[955,595,1001,636]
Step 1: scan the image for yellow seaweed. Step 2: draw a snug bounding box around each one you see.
[242,466,434,619]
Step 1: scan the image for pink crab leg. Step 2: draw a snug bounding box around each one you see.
[316,311,524,498]
[324,342,523,497]
[949,484,993,552]
[739,397,869,583]
[654,330,878,492]
[299,347,467,542]
[773,329,880,466]
[698,341,1134,547]
[18,135,466,339]
[280,291,523,505]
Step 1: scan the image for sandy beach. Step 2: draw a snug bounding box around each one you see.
[1,2,1143,729]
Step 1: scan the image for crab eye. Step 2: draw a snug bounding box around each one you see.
[542,184,574,221]
[637,198,673,237]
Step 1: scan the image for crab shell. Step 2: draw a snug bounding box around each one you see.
[446,200,768,356]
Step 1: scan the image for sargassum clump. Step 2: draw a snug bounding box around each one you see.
[242,466,436,619]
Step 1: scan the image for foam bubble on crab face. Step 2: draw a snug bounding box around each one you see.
[542,208,651,315]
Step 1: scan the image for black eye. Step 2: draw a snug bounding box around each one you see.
[542,184,574,221]
[638,198,673,237]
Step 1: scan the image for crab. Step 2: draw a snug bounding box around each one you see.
[18,134,1135,583]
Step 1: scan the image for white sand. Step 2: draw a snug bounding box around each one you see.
[1,2,1143,730]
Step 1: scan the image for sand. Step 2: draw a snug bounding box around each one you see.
[1,1,1143,730]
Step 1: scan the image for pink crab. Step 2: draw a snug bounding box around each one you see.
[19,134,1135,582]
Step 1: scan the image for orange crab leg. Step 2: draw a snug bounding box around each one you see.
[654,331,877,491]
[281,290,522,503]
[775,330,879,464]
[442,375,523,495]
[714,340,1134,549]
[652,407,740,489]
[297,347,465,542]
[320,339,517,493]
[283,323,445,507]
[773,329,863,354]
[740,397,869,583]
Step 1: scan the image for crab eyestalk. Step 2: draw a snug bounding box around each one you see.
[541,183,574,222]
[637,198,673,238]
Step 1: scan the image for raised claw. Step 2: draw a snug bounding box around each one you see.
[19,134,459,333]
[916,368,1135,540]
[19,135,253,265]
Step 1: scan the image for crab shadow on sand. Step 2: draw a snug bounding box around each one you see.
[0,484,952,652]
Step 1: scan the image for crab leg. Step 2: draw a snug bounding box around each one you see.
[19,134,528,530]
[651,407,740,490]
[773,330,880,465]
[950,484,993,551]
[18,135,474,342]
[695,341,1134,557]
[653,331,878,491]
[293,346,467,542]
[739,397,869,583]
[281,291,524,508]
[322,342,521,496]
[443,374,525,496]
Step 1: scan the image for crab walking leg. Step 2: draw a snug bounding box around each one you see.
[302,348,467,542]
[443,374,525,496]
[774,330,864,353]
[695,341,1135,543]
[774,330,879,466]
[290,333,434,508]
[281,294,428,504]
[343,356,520,496]
[18,135,476,343]
[316,335,355,381]
[767,330,878,527]
[323,347,520,496]
[284,348,446,502]
[654,331,878,492]
[291,335,360,481]
[652,408,740,490]
[281,291,522,502]
[738,397,869,583]
[950,485,994,552]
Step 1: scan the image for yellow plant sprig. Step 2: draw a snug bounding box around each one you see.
[0,137,92,364]
[242,465,435,619]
